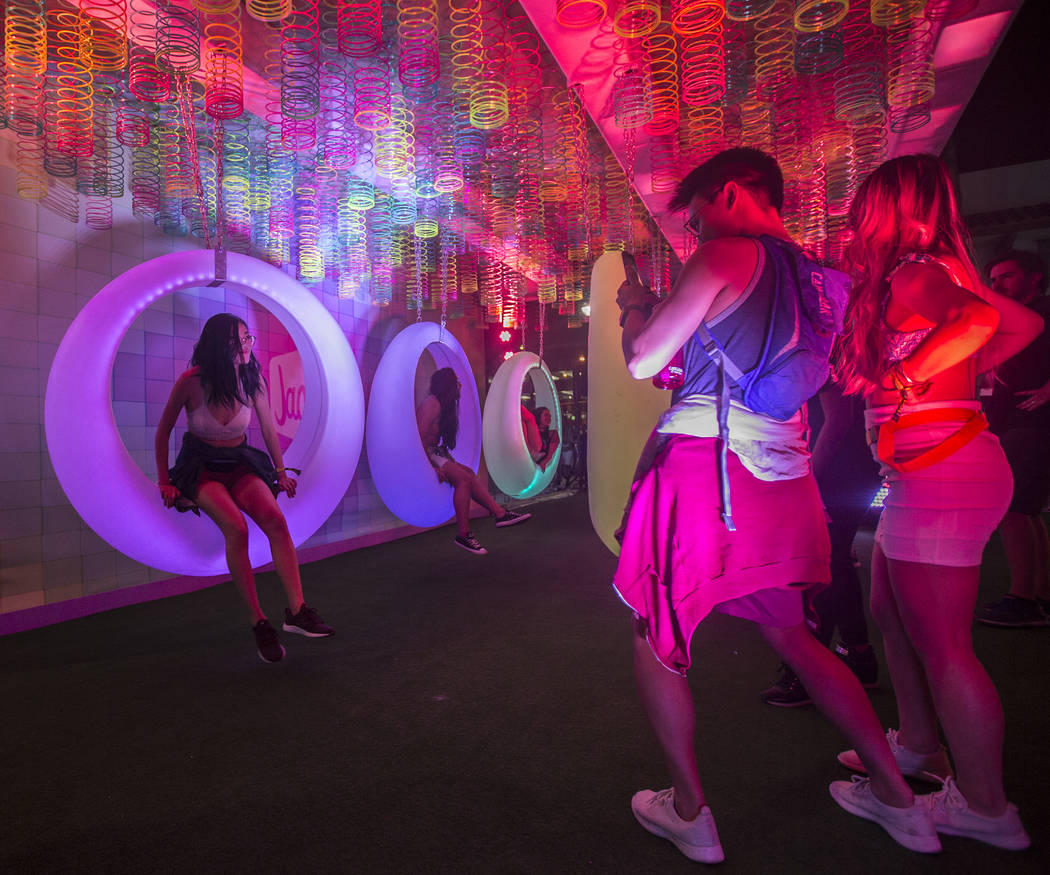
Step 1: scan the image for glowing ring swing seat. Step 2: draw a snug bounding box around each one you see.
[482,351,562,499]
[586,250,670,555]
[366,321,482,527]
[44,250,364,577]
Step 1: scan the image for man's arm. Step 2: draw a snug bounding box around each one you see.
[618,237,756,379]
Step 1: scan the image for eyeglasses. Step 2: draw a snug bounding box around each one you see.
[684,185,726,239]
[238,334,256,348]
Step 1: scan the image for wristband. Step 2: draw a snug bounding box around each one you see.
[619,303,651,328]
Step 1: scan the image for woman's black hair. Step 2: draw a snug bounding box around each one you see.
[190,313,263,408]
[534,406,550,431]
[430,366,460,450]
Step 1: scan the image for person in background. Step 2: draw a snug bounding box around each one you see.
[417,367,531,555]
[760,379,883,706]
[156,313,334,664]
[531,406,560,472]
[613,148,937,863]
[976,250,1050,627]
[835,155,1039,851]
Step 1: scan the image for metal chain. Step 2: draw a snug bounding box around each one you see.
[414,233,423,322]
[175,73,212,252]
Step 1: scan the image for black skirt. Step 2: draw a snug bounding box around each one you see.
[168,432,279,513]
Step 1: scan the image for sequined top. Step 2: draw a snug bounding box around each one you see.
[881,252,960,364]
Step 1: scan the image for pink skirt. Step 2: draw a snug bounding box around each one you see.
[612,436,830,675]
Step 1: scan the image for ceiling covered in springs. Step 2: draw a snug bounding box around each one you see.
[0,0,1023,325]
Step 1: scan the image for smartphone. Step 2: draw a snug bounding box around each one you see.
[621,251,643,288]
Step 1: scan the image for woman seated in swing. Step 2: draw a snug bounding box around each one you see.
[530,406,560,472]
[155,313,334,664]
[417,367,531,555]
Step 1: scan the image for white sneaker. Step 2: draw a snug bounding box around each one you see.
[838,728,953,783]
[830,776,941,853]
[630,788,725,863]
[926,777,1030,850]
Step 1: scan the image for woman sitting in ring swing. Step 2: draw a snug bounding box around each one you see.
[416,367,531,555]
[155,313,334,663]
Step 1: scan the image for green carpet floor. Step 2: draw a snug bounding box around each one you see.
[2,492,1046,873]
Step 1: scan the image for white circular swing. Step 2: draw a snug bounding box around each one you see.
[366,321,482,527]
[482,351,562,499]
[44,250,364,577]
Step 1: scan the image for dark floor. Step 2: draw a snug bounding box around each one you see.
[2,492,1047,874]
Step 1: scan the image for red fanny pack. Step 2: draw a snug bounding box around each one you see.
[869,408,989,473]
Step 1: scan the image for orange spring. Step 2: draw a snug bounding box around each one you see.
[670,0,725,37]
[5,70,45,137]
[79,1,129,72]
[753,0,794,102]
[680,26,725,106]
[793,0,848,33]
[602,153,630,250]
[738,97,773,151]
[613,0,661,39]
[680,103,724,167]
[46,11,94,158]
[642,32,680,136]
[870,0,927,28]
[821,127,855,217]
[193,0,239,12]
[6,0,48,76]
[649,133,680,194]
[555,0,608,29]
[886,18,934,108]
[204,7,244,120]
[851,112,888,178]
[15,132,48,200]
[246,0,292,22]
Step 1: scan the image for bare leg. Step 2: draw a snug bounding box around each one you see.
[632,623,706,820]
[194,481,262,624]
[444,462,505,526]
[869,544,941,755]
[232,476,304,614]
[883,556,1008,816]
[761,620,913,808]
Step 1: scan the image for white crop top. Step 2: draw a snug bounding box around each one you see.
[187,402,251,441]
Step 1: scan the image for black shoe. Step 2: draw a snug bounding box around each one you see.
[760,663,811,707]
[835,643,879,688]
[454,531,487,554]
[283,604,335,638]
[976,595,1049,628]
[253,619,285,663]
[495,508,532,528]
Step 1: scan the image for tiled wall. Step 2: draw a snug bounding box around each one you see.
[0,151,489,619]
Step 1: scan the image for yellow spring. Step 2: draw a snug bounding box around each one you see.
[753,0,794,100]
[613,0,661,38]
[6,0,47,76]
[870,0,927,28]
[246,0,292,22]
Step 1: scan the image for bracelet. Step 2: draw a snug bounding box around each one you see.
[619,303,651,328]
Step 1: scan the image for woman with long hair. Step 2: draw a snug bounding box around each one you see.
[416,366,530,554]
[156,313,334,663]
[530,406,560,472]
[835,154,1039,850]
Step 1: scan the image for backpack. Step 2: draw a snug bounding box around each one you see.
[696,236,850,421]
[693,236,850,530]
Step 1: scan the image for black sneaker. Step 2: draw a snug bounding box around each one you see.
[495,509,531,528]
[760,663,811,707]
[253,619,285,663]
[283,604,335,638]
[835,643,879,688]
[976,595,1049,628]
[454,531,487,554]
